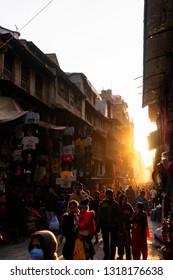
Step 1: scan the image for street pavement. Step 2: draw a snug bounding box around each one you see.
[0,217,163,260]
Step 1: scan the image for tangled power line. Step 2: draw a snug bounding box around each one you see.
[18,0,54,32]
[0,0,54,49]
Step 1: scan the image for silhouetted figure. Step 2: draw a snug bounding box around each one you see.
[97,189,120,260]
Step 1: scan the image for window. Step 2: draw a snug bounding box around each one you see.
[21,64,29,91]
[4,52,13,80]
[35,74,42,98]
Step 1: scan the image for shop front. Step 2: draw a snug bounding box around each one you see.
[0,98,67,242]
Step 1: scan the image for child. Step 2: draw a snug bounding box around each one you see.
[78,198,96,259]
[131,201,150,260]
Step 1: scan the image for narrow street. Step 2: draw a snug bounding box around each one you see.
[0,218,163,260]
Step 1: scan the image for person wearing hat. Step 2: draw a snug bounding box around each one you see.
[78,198,96,259]
[97,189,120,260]
[28,230,59,260]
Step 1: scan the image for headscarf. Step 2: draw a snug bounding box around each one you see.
[28,230,59,260]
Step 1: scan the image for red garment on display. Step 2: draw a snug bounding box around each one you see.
[61,154,73,162]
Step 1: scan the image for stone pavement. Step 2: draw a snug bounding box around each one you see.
[146,218,163,260]
[0,217,163,260]
[93,218,163,260]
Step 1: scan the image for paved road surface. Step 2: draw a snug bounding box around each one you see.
[0,218,163,260]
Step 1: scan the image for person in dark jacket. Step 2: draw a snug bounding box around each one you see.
[61,200,79,259]
[132,190,149,213]
[117,193,134,260]
[69,182,88,203]
[90,190,101,244]
[97,189,120,260]
[126,185,135,205]
[44,186,58,227]
[28,229,59,260]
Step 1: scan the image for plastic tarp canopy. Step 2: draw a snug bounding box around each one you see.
[0,97,28,122]
[0,97,66,130]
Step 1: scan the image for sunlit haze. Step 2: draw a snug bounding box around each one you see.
[0,0,155,170]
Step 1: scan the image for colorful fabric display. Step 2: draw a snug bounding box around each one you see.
[61,171,73,179]
[61,154,73,162]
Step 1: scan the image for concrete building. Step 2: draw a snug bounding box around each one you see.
[0,25,135,200]
[143,0,173,259]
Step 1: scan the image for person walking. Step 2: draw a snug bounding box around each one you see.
[126,185,135,205]
[44,186,59,228]
[99,189,106,200]
[61,200,80,260]
[150,186,157,209]
[90,190,101,244]
[132,190,149,213]
[77,198,96,260]
[28,229,59,260]
[117,193,134,260]
[97,189,120,260]
[131,202,150,260]
[115,190,122,202]
[69,182,88,203]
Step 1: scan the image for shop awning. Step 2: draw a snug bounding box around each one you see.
[0,97,28,122]
[39,121,66,130]
[91,177,112,181]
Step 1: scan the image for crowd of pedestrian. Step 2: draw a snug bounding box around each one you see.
[2,180,161,260]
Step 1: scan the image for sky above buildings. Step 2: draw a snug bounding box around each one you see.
[1,0,155,168]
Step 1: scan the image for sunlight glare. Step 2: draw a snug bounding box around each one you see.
[134,110,156,168]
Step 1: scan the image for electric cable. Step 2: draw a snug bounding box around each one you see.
[0,0,54,49]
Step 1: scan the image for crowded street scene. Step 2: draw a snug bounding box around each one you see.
[0,182,163,260]
[0,0,173,265]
